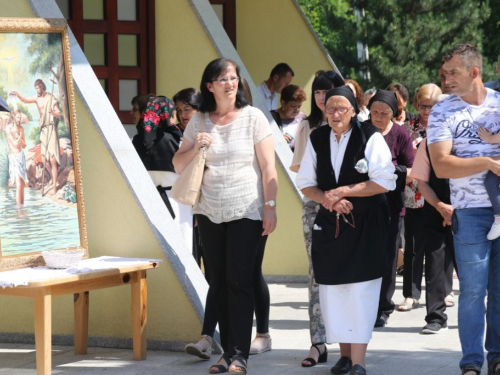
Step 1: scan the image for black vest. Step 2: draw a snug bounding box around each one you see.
[310,122,386,213]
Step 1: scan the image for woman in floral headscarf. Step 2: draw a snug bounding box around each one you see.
[132,96,191,248]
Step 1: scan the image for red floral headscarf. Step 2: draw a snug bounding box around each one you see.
[139,96,175,149]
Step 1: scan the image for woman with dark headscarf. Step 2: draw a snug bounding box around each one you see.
[290,71,346,367]
[297,86,396,375]
[367,90,415,328]
[132,96,188,240]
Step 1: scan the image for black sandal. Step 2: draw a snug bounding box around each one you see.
[228,355,247,375]
[301,343,328,367]
[461,364,481,375]
[209,354,231,374]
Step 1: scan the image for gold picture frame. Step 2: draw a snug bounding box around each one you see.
[0,18,88,270]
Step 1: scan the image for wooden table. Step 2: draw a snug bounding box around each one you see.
[0,257,160,375]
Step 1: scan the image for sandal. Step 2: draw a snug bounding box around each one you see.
[229,355,247,375]
[301,343,327,367]
[397,298,419,312]
[445,293,455,307]
[249,332,272,355]
[185,334,213,360]
[209,354,231,374]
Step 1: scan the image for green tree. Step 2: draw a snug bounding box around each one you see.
[297,0,360,79]
[358,0,490,96]
[480,0,500,82]
[299,0,492,100]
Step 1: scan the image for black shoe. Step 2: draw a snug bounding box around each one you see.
[461,364,481,375]
[331,356,353,374]
[421,322,448,334]
[488,357,500,375]
[350,364,367,375]
[301,344,328,367]
[374,314,389,328]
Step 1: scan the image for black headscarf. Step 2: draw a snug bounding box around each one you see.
[132,96,182,172]
[367,89,400,118]
[324,86,359,114]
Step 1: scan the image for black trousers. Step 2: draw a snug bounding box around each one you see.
[196,215,267,359]
[422,214,454,325]
[200,235,270,336]
[403,208,426,299]
[378,215,402,317]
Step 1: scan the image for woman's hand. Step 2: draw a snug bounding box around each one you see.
[262,207,277,235]
[332,199,353,214]
[283,134,292,143]
[479,127,493,143]
[195,132,213,149]
[437,202,453,226]
[321,187,344,211]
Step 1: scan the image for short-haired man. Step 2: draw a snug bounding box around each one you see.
[427,44,500,375]
[484,54,500,91]
[438,68,452,94]
[257,63,294,111]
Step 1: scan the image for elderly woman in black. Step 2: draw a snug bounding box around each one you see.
[296,87,396,375]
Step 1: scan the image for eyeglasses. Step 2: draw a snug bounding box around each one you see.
[418,104,433,110]
[325,106,352,115]
[212,76,239,84]
[315,70,338,80]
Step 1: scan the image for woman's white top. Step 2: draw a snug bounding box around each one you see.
[183,106,272,224]
[295,126,396,191]
[357,107,370,122]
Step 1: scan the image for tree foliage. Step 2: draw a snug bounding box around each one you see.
[299,0,496,101]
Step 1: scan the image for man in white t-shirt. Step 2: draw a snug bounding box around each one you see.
[427,44,500,375]
[257,63,294,111]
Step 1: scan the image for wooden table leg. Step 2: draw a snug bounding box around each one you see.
[74,291,89,354]
[131,270,147,360]
[34,287,52,375]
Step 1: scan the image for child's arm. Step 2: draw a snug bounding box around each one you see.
[478,127,500,143]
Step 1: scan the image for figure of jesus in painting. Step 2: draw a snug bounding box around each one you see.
[4,109,28,217]
[10,78,62,194]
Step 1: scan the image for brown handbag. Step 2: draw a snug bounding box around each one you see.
[170,112,206,205]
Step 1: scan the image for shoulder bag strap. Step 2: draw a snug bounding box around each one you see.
[198,111,206,133]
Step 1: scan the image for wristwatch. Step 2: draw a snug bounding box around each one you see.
[265,200,276,208]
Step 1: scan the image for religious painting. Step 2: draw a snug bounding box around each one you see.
[0,18,88,270]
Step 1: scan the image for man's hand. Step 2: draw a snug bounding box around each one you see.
[490,156,500,176]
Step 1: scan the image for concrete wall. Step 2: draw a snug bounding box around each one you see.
[0,0,205,347]
[156,0,219,99]
[236,0,337,116]
[235,0,340,277]
[0,0,338,345]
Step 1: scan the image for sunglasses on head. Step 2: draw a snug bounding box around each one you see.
[315,70,338,79]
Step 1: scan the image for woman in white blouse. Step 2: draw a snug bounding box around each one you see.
[297,86,396,375]
[173,58,277,375]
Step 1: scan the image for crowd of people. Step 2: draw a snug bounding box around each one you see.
[130,43,500,375]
